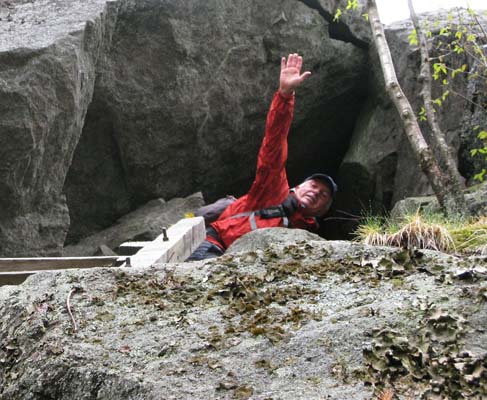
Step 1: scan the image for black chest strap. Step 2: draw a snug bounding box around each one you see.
[229,194,299,230]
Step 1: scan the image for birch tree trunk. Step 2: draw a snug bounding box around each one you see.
[366,0,465,217]
[407,0,467,208]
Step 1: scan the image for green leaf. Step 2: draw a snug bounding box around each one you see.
[478,131,487,140]
[333,8,342,22]
[473,169,486,182]
[362,13,368,21]
[439,27,451,36]
[418,107,427,121]
[433,98,442,107]
[408,29,418,46]
[453,44,464,54]
[471,149,478,156]
[346,0,358,11]
[432,63,447,80]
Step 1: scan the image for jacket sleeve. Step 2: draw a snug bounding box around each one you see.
[246,91,295,209]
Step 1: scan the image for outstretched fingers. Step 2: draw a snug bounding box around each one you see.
[299,70,312,83]
[295,55,303,72]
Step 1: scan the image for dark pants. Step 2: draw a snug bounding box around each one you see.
[186,239,224,261]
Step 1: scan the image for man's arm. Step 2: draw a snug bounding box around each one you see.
[258,54,312,169]
[246,54,311,207]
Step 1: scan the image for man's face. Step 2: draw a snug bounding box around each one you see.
[294,179,332,217]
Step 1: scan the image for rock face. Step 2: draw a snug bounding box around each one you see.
[1,0,485,257]
[0,0,369,256]
[1,228,486,399]
[390,180,487,220]
[64,0,369,243]
[340,11,487,216]
[0,0,109,255]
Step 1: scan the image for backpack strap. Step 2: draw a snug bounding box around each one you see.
[228,195,297,230]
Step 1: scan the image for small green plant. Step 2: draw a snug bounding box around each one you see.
[354,215,388,247]
[450,216,487,254]
[470,126,487,182]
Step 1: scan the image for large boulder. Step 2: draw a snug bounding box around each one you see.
[1,229,486,399]
[0,0,111,255]
[0,0,370,256]
[64,0,370,243]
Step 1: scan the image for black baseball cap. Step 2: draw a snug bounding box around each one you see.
[304,173,338,197]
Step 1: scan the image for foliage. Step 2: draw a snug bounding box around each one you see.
[470,125,487,181]
[410,7,487,182]
[334,0,359,21]
[354,211,487,255]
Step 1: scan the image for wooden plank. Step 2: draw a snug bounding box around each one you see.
[0,256,121,273]
[130,217,205,268]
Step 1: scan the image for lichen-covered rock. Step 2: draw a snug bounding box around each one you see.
[1,229,486,399]
[227,226,324,254]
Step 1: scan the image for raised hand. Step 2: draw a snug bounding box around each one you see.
[279,53,311,95]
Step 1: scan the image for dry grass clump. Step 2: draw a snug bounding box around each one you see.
[386,213,455,252]
[355,212,487,254]
[354,212,457,253]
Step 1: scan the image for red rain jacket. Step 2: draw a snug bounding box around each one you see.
[208,91,318,250]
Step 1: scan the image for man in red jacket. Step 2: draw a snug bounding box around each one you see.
[188,53,337,261]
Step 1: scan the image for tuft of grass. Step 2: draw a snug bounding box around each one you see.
[450,216,487,255]
[354,211,487,254]
[386,213,455,252]
[354,216,388,247]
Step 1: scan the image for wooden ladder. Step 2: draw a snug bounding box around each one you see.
[0,217,205,286]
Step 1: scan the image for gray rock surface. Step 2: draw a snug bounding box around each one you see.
[1,228,486,399]
[391,180,487,220]
[227,226,325,254]
[65,0,368,241]
[64,192,204,256]
[1,0,485,258]
[0,0,369,256]
[0,0,112,256]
